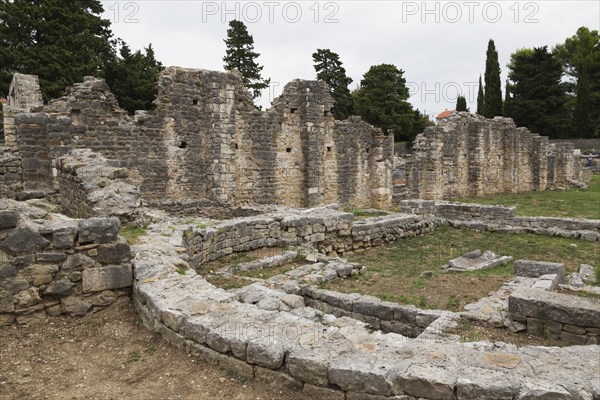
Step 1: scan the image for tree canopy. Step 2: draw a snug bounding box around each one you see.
[104,43,164,114]
[353,64,430,142]
[223,20,270,100]
[555,27,600,137]
[505,46,569,138]
[456,95,468,112]
[312,49,354,120]
[0,0,115,101]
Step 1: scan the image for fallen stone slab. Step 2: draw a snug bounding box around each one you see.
[445,250,512,272]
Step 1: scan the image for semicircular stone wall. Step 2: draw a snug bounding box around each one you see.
[132,206,600,400]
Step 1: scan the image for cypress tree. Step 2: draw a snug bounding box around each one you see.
[456,95,468,112]
[476,75,485,115]
[483,40,503,118]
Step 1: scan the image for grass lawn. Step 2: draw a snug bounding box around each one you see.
[324,225,600,311]
[455,174,600,219]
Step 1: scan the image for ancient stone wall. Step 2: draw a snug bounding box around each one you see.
[397,112,591,201]
[2,70,393,209]
[184,207,437,267]
[56,149,143,221]
[0,200,133,326]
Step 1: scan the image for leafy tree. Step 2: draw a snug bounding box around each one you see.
[483,39,502,118]
[223,20,270,100]
[506,46,569,138]
[555,27,600,137]
[105,42,164,114]
[353,64,417,141]
[455,95,468,112]
[312,49,354,120]
[0,0,115,101]
[476,75,484,114]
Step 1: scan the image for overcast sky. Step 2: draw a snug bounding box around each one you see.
[100,0,600,119]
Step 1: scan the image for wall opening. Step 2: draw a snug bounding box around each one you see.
[326,146,332,152]
[286,147,292,153]
[192,99,199,106]
[179,141,188,149]
[290,108,297,114]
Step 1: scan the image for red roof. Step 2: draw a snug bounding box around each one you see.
[436,110,454,119]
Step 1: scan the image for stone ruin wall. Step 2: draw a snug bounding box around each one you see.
[0,69,393,210]
[395,112,592,201]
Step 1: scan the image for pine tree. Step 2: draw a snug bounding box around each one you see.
[353,64,415,141]
[507,46,569,138]
[223,20,270,100]
[555,27,600,137]
[105,42,164,114]
[312,49,354,120]
[476,75,485,114]
[483,39,502,118]
[456,95,468,112]
[573,66,594,137]
[0,0,115,101]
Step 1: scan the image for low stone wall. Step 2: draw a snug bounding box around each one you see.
[399,200,600,241]
[0,200,133,325]
[184,208,438,267]
[132,217,600,399]
[508,288,600,345]
[302,287,448,338]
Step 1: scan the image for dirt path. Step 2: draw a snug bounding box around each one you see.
[0,297,309,400]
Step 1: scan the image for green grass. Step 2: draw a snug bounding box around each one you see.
[344,209,389,220]
[119,222,149,245]
[324,226,599,310]
[456,174,600,219]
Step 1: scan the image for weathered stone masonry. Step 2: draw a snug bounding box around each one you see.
[395,112,592,201]
[1,70,393,209]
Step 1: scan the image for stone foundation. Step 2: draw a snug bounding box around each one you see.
[0,199,133,325]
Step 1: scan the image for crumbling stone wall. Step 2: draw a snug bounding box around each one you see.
[56,149,143,221]
[396,112,591,200]
[184,207,438,267]
[0,200,133,326]
[2,69,393,210]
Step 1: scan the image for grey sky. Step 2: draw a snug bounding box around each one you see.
[101,0,600,119]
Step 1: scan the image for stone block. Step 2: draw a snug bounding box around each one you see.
[509,288,599,328]
[44,280,75,296]
[246,339,285,369]
[287,349,330,386]
[255,366,303,391]
[78,217,120,244]
[303,384,344,400]
[52,226,77,249]
[97,241,131,264]
[0,227,50,255]
[0,209,18,229]
[514,260,565,281]
[61,296,92,316]
[329,358,393,396]
[393,365,456,400]
[82,264,132,292]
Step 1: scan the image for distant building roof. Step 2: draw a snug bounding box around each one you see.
[436,110,455,119]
